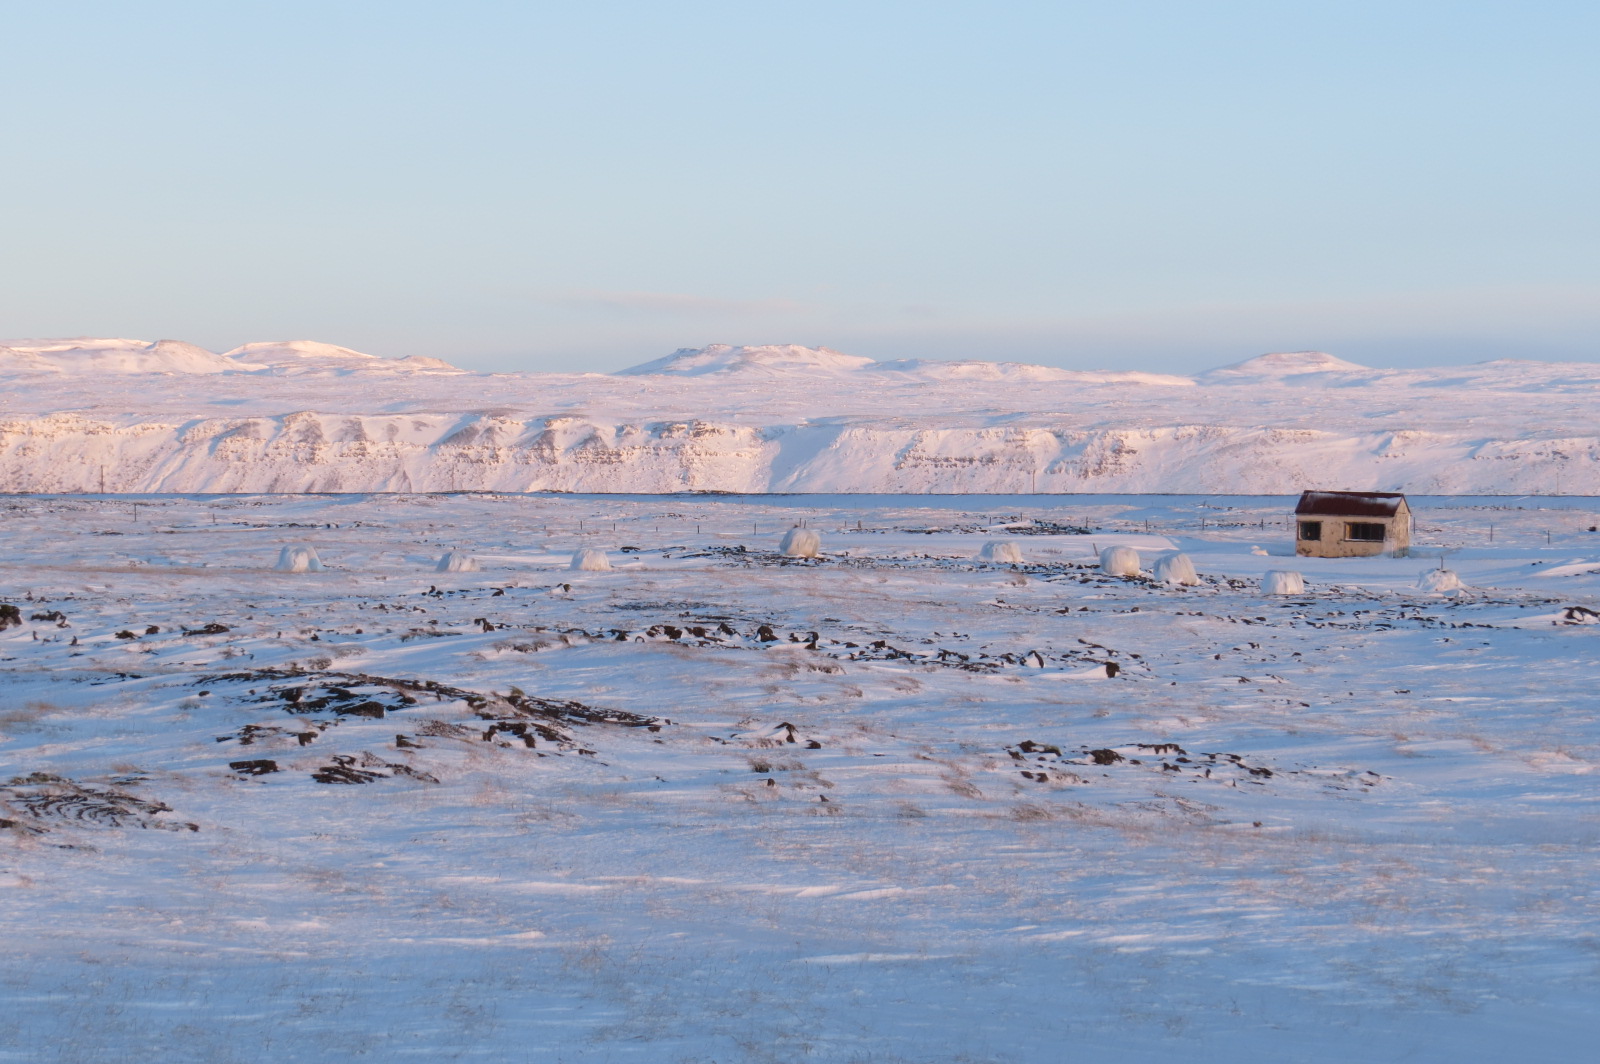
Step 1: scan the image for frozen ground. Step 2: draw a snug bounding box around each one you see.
[2,492,1598,1062]
[3,339,1600,493]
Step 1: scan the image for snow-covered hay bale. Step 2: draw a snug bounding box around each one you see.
[1153,552,1200,586]
[977,540,1024,564]
[569,548,612,572]
[274,545,325,573]
[1099,545,1141,577]
[1261,570,1305,595]
[436,551,480,573]
[1418,568,1462,593]
[779,527,822,558]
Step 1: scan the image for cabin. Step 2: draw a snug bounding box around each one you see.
[1294,491,1410,558]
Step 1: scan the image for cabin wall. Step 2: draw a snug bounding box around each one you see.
[1296,513,1410,557]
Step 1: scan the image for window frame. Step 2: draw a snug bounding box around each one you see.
[1344,521,1387,543]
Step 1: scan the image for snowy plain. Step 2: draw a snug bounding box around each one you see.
[2,491,1598,1062]
[3,338,1600,494]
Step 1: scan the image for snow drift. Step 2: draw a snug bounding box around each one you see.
[1153,552,1200,586]
[779,527,822,558]
[1418,568,1463,593]
[275,545,325,572]
[1099,546,1141,577]
[977,540,1024,564]
[1261,570,1305,595]
[570,548,612,571]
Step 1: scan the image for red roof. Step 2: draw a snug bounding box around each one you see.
[1294,490,1408,518]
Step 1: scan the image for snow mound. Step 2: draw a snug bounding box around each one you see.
[1261,570,1305,595]
[436,551,480,573]
[779,527,822,558]
[1099,545,1141,577]
[1153,552,1200,585]
[1202,351,1369,382]
[275,544,325,573]
[224,341,462,376]
[570,548,612,571]
[0,338,242,376]
[1418,568,1463,593]
[977,540,1024,564]
[618,344,877,377]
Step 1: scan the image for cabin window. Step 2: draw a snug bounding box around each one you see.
[1298,521,1322,541]
[1345,522,1386,542]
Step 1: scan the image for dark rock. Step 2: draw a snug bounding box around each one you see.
[229,759,279,776]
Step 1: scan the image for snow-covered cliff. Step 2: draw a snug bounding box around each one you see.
[1,339,1595,494]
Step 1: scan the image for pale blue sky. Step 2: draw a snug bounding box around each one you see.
[3,1,1597,372]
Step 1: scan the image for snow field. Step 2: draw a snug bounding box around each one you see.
[1,492,1598,1061]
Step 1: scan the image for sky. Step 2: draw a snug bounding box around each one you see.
[2,1,1598,374]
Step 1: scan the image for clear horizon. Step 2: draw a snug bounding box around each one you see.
[4,1,1596,374]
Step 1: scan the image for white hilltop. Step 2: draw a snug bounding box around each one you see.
[223,340,462,376]
[1200,350,1372,382]
[863,358,1193,386]
[0,337,242,377]
[620,344,1193,386]
[618,344,877,377]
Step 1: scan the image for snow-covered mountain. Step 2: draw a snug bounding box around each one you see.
[619,343,877,377]
[0,338,1595,494]
[0,337,466,378]
[619,344,1193,385]
[0,337,243,376]
[1198,350,1372,382]
[223,340,463,376]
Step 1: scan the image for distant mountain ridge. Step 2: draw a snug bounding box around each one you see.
[617,343,877,377]
[6,337,1599,390]
[1201,350,1370,379]
[0,337,464,377]
[617,344,1195,385]
[2,336,1597,494]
